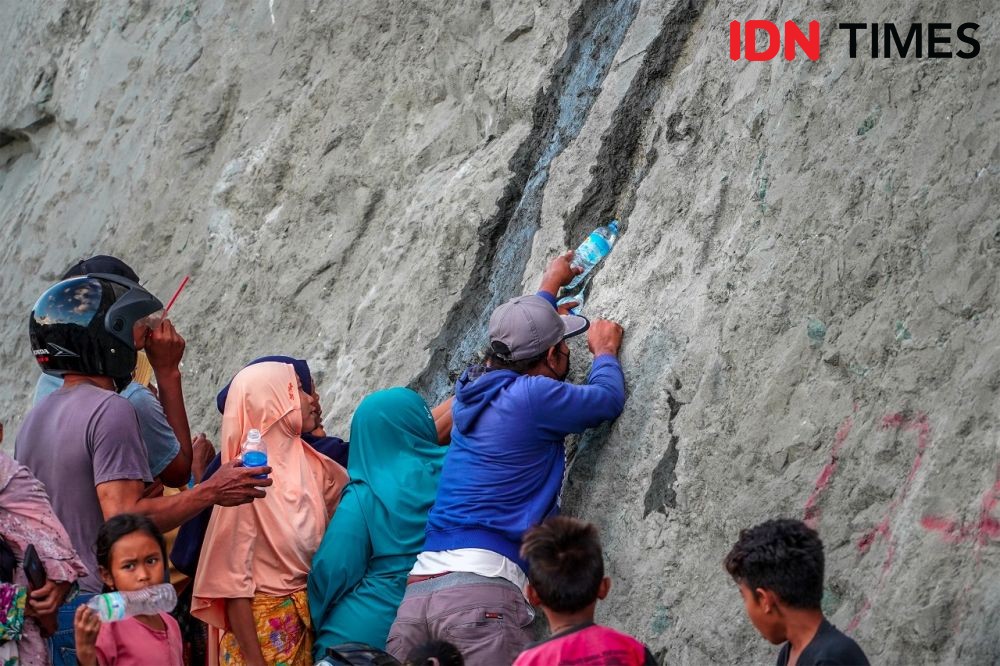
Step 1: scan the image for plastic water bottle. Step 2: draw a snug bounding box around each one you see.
[241,429,268,479]
[86,583,177,622]
[564,220,619,291]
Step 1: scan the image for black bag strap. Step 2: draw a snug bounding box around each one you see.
[0,535,16,584]
[324,643,402,666]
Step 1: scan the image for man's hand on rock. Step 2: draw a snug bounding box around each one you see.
[587,319,624,357]
[202,460,272,506]
[539,250,582,295]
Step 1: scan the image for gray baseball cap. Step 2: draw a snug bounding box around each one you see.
[488,294,589,361]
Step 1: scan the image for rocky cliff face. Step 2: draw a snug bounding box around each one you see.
[2,0,998,663]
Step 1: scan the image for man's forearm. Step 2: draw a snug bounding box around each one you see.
[133,482,214,532]
[538,277,564,296]
[585,355,627,420]
[155,368,193,480]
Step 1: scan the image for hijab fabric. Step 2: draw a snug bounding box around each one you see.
[0,454,87,584]
[309,388,445,649]
[215,356,312,414]
[191,363,347,630]
[171,357,347,578]
[0,453,87,663]
[346,387,445,552]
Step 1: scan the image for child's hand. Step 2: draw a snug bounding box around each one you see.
[74,605,101,666]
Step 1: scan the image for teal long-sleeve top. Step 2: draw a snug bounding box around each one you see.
[309,489,416,651]
[308,387,446,655]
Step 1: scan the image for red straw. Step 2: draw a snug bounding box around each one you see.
[163,276,190,316]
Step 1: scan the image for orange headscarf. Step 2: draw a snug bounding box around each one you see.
[191,362,348,630]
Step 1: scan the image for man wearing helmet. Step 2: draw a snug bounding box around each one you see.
[31,255,212,488]
[15,273,272,664]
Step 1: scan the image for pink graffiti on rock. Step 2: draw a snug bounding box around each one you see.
[802,408,857,528]
[856,412,931,558]
[847,411,932,633]
[921,473,1000,552]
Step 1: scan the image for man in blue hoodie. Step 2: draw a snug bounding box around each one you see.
[386,252,626,664]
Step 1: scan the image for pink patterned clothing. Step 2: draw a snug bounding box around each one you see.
[95,614,183,666]
[0,453,87,665]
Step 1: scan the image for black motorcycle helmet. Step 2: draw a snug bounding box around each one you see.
[29,273,163,392]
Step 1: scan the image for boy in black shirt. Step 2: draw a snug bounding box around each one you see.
[724,519,870,666]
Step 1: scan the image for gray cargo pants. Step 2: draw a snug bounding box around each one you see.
[386,572,536,665]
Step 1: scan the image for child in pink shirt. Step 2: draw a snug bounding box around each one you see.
[73,514,183,666]
[514,517,657,666]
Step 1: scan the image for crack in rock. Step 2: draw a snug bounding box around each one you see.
[643,388,685,517]
[412,0,641,401]
[566,0,703,245]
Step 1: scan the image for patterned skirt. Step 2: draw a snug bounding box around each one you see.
[218,590,313,666]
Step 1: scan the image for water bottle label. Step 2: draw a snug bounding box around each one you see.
[242,451,268,479]
[578,247,599,265]
[588,232,611,255]
[95,593,126,621]
[243,451,267,466]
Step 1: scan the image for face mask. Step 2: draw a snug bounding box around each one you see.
[546,360,570,382]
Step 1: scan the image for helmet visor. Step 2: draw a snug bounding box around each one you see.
[89,273,164,349]
[32,278,104,328]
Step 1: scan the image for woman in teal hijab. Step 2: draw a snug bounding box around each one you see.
[308,387,448,654]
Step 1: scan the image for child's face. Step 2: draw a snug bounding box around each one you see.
[100,531,165,592]
[738,583,786,645]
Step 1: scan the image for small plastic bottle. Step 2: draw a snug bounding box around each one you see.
[86,583,177,622]
[564,220,619,291]
[241,429,268,479]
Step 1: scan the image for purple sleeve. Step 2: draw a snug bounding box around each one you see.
[526,355,626,435]
[89,395,153,486]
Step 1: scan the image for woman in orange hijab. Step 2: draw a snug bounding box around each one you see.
[192,362,348,666]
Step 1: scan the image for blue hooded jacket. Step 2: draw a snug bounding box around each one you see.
[422,353,625,569]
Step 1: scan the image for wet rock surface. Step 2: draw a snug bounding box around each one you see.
[2,0,999,663]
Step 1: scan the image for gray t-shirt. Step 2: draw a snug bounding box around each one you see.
[16,383,152,592]
[33,374,180,478]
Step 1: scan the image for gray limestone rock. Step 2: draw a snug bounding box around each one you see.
[2,0,998,663]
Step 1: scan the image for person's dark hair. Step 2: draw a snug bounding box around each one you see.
[521,516,604,613]
[482,346,548,374]
[95,513,167,570]
[723,518,824,609]
[405,640,464,666]
[62,255,140,283]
